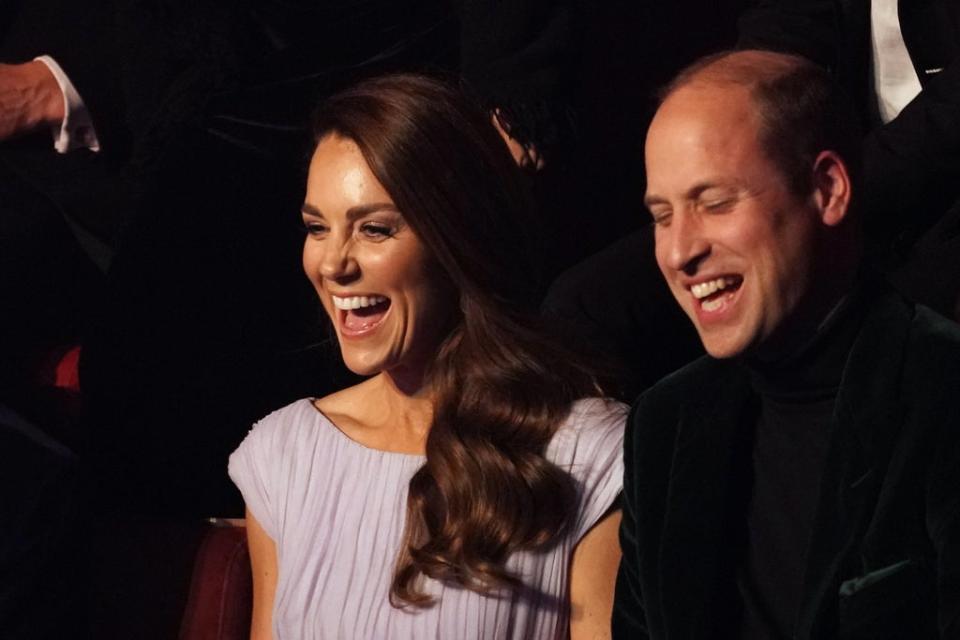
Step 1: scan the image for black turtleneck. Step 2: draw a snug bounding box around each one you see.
[737,290,869,639]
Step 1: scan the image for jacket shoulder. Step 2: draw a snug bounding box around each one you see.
[632,355,735,420]
[907,305,960,366]
[625,356,741,460]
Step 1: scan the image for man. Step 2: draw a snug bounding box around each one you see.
[545,0,959,406]
[613,50,960,639]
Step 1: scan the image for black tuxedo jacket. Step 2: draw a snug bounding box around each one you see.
[613,289,960,638]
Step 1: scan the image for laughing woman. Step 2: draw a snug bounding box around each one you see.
[228,74,625,640]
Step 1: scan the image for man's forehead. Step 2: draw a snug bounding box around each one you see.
[645,84,765,190]
[652,82,758,138]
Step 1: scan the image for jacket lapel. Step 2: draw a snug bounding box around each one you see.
[659,363,755,639]
[796,290,912,638]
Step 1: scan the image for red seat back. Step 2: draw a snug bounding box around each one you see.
[178,523,253,640]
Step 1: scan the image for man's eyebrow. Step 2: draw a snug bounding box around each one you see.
[688,181,739,201]
[643,194,669,209]
[644,181,734,208]
[300,202,399,219]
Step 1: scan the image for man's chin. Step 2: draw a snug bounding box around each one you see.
[697,326,754,360]
[678,302,738,359]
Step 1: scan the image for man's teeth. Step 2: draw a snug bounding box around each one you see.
[332,295,388,310]
[691,277,739,300]
[701,297,724,312]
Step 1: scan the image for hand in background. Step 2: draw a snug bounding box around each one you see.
[0,60,64,142]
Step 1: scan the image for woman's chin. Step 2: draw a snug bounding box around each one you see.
[341,356,384,378]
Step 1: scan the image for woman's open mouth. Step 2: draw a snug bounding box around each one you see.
[332,294,392,336]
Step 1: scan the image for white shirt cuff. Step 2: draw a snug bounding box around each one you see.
[34,55,101,154]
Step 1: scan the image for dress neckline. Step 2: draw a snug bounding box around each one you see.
[305,398,427,460]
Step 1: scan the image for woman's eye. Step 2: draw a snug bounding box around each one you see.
[359,223,394,239]
[303,220,328,236]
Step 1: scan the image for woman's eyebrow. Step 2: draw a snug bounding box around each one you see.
[301,203,324,218]
[345,203,399,219]
[299,202,399,219]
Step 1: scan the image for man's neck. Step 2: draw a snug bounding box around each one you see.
[744,271,878,399]
[753,292,850,365]
[752,259,860,364]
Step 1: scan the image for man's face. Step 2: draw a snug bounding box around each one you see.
[645,83,823,359]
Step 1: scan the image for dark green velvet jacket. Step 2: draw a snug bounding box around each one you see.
[613,289,960,639]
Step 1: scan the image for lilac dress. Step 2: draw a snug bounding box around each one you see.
[229,397,625,640]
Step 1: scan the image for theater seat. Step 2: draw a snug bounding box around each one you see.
[89,518,252,640]
[53,344,82,392]
[179,521,252,640]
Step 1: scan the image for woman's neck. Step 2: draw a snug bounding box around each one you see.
[367,371,435,437]
[315,369,435,455]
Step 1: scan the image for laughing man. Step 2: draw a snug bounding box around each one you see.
[612,50,960,639]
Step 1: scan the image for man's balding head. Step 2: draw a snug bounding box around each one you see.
[661,50,862,199]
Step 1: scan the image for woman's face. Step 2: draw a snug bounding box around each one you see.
[302,135,455,380]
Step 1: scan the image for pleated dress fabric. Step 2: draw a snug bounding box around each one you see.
[229,397,625,639]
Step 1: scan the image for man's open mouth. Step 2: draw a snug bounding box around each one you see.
[691,276,743,312]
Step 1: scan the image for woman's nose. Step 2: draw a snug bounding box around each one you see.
[319,237,359,281]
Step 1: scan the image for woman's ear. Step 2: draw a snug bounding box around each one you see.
[811,150,853,227]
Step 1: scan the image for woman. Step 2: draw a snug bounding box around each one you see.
[229,74,625,639]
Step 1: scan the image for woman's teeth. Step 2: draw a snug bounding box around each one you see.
[691,276,740,300]
[332,295,388,310]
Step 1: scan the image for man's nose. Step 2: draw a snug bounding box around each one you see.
[656,211,710,275]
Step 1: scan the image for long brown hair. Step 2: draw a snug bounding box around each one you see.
[312,74,605,606]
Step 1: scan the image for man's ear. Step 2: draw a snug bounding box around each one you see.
[811,150,852,227]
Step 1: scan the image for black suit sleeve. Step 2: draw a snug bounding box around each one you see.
[860,61,960,245]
